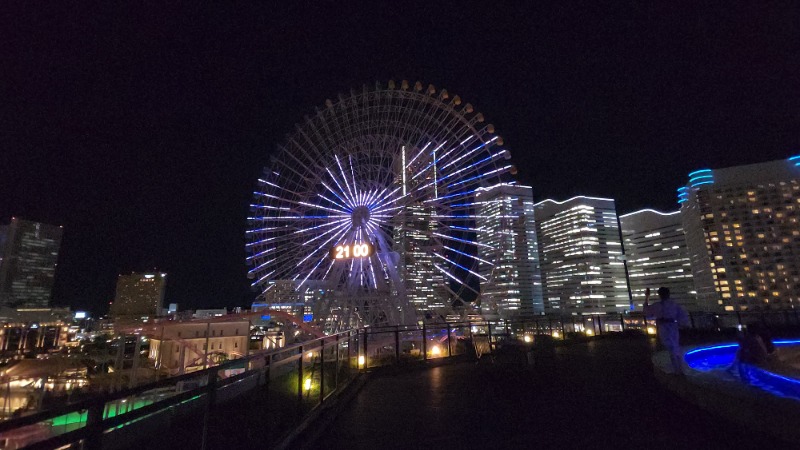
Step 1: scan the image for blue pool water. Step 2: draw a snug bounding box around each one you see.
[684,340,800,401]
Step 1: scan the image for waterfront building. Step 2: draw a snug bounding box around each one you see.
[0,218,63,308]
[533,196,629,314]
[476,183,543,318]
[147,320,249,375]
[620,209,697,311]
[679,157,800,311]
[109,272,167,319]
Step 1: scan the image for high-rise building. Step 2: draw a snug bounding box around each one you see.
[533,196,629,314]
[620,209,697,311]
[476,183,543,318]
[110,272,167,319]
[679,157,800,312]
[395,204,447,314]
[0,218,64,308]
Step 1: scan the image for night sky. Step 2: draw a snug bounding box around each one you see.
[2,3,799,314]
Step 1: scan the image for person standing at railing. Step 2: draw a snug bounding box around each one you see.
[644,287,690,375]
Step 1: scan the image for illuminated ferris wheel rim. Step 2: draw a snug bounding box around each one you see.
[246,80,516,321]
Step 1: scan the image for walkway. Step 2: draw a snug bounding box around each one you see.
[318,336,791,449]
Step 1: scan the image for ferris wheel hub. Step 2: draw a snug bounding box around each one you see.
[351,205,371,228]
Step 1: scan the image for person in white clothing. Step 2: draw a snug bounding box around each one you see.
[644,287,690,374]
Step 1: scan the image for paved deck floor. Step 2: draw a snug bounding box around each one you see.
[319,336,792,449]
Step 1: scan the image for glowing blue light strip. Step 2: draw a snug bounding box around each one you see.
[424,189,477,203]
[677,199,687,204]
[442,245,494,266]
[432,232,494,249]
[691,180,715,187]
[689,175,713,183]
[317,193,351,213]
[439,137,497,171]
[434,253,487,280]
[335,155,356,204]
[688,169,712,177]
[447,165,512,188]
[251,269,276,287]
[292,218,350,236]
[405,142,433,169]
[788,156,800,161]
[322,175,353,209]
[246,246,276,261]
[248,257,277,274]
[677,187,688,192]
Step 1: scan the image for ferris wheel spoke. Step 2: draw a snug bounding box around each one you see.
[439,136,498,172]
[300,220,351,246]
[433,252,486,281]
[441,244,494,266]
[335,155,357,204]
[321,179,354,210]
[432,231,494,249]
[297,223,352,289]
[432,263,481,297]
[250,270,276,287]
[317,193,351,213]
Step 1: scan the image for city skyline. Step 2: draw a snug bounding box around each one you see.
[3,3,799,312]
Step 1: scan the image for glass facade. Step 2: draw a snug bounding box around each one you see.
[476,184,543,318]
[534,197,629,314]
[680,158,800,311]
[0,218,63,308]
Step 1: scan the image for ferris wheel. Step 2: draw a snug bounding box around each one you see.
[246,80,515,329]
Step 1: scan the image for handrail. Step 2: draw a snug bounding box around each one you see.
[1,310,798,449]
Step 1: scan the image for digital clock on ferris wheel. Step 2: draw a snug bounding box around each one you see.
[330,242,374,260]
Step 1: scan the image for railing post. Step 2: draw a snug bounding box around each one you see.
[736,311,742,326]
[689,312,695,329]
[487,321,493,352]
[395,326,401,363]
[319,339,325,403]
[446,326,452,357]
[619,314,625,332]
[201,367,218,450]
[362,330,368,370]
[298,345,304,406]
[334,334,340,391]
[83,398,106,450]
[422,323,427,361]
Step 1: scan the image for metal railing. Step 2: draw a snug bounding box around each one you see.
[0,329,365,450]
[1,310,798,449]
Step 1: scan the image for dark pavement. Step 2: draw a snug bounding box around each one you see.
[319,336,793,450]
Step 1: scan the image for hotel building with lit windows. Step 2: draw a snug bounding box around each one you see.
[620,209,698,311]
[476,184,543,318]
[533,196,629,314]
[679,157,800,311]
[110,272,167,319]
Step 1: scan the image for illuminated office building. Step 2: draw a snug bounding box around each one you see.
[110,272,167,319]
[534,197,629,314]
[0,218,63,308]
[679,157,800,311]
[620,209,697,311]
[395,204,447,313]
[476,184,543,318]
